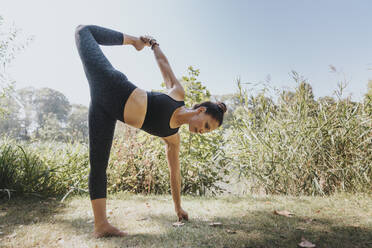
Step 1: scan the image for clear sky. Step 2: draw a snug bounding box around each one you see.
[2,0,372,106]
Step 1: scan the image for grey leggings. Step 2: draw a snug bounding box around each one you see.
[75,25,137,200]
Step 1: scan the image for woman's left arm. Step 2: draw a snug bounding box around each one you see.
[152,46,185,99]
[163,134,189,221]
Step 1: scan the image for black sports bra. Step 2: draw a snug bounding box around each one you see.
[140,91,185,137]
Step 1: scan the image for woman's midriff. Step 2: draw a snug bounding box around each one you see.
[123,88,147,128]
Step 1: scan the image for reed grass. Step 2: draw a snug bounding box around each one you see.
[230,74,372,195]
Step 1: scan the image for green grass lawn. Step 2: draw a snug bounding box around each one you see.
[0,193,371,248]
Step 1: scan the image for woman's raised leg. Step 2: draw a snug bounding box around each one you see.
[75,25,123,77]
[75,25,141,122]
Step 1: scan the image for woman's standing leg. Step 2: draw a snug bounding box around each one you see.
[88,103,126,237]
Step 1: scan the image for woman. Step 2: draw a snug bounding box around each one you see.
[75,25,227,238]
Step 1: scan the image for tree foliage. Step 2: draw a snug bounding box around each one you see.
[34,87,71,126]
[0,16,31,116]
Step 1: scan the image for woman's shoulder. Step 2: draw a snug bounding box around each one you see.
[167,87,185,102]
[151,90,184,103]
[162,132,181,146]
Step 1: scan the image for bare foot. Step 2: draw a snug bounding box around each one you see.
[94,222,128,238]
[133,38,146,51]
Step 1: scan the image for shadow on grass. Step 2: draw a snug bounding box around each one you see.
[0,195,66,236]
[55,209,372,248]
[1,196,371,248]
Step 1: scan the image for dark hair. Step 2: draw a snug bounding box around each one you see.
[193,101,227,126]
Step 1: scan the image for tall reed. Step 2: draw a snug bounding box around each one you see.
[230,74,372,195]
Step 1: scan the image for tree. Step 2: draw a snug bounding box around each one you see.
[0,16,31,116]
[0,95,22,138]
[38,112,66,141]
[33,88,71,129]
[17,87,37,139]
[66,104,88,143]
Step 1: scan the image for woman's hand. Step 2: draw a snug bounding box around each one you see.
[140,35,158,49]
[140,35,153,47]
[176,208,189,221]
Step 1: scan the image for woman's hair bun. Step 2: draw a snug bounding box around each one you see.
[217,102,227,113]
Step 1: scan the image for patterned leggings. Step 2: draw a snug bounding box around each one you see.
[75,25,137,200]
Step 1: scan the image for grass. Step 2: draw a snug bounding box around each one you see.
[0,193,371,248]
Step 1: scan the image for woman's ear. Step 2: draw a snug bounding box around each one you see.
[198,106,207,113]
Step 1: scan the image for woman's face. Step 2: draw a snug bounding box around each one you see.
[188,108,220,134]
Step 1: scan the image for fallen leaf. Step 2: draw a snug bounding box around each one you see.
[274,210,294,217]
[226,229,236,234]
[172,222,184,227]
[298,237,316,248]
[209,222,222,227]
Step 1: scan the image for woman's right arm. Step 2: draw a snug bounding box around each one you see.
[152,45,185,99]
[163,133,189,221]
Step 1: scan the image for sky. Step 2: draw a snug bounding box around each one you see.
[1,0,372,106]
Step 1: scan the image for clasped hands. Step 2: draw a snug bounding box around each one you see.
[139,35,159,49]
